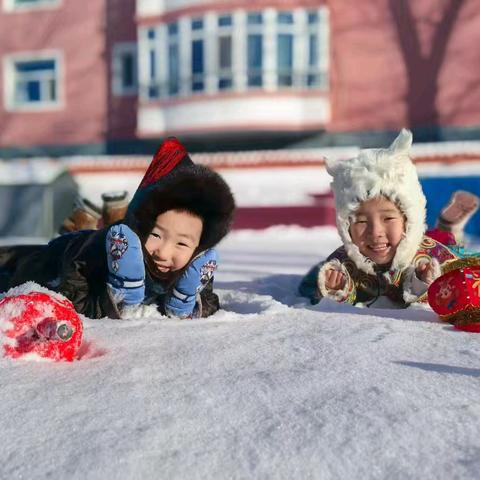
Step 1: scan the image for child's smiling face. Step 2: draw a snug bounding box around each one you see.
[145,209,203,273]
[349,196,405,266]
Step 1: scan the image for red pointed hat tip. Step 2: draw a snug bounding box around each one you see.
[163,136,187,152]
[139,137,189,189]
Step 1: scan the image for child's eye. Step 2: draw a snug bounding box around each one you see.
[177,242,190,248]
[150,232,161,239]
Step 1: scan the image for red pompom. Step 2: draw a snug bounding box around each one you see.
[0,291,83,361]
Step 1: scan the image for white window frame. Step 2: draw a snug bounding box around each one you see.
[3,51,63,111]
[112,42,138,96]
[318,6,330,90]
[3,0,61,13]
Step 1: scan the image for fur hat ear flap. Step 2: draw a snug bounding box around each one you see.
[325,157,339,176]
[389,128,413,155]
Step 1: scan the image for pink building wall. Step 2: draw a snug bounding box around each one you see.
[329,0,480,133]
[0,0,108,148]
[106,0,137,142]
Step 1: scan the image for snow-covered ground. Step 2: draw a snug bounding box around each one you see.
[1,225,480,479]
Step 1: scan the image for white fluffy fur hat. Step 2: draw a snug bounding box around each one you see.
[326,129,426,275]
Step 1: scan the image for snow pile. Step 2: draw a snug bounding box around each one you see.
[1,226,480,479]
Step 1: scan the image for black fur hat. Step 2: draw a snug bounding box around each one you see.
[132,164,235,252]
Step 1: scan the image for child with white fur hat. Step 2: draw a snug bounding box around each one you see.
[299,129,459,308]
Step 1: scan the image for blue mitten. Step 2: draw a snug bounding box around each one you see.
[165,249,218,318]
[105,224,145,306]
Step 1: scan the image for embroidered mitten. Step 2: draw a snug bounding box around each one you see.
[105,224,145,306]
[165,249,218,318]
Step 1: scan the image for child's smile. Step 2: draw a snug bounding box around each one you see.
[364,242,393,264]
[349,196,405,266]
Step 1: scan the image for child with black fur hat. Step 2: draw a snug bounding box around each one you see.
[0,138,235,319]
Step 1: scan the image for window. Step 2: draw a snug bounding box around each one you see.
[5,55,61,110]
[302,9,329,89]
[277,35,293,86]
[146,28,159,98]
[277,12,295,87]
[168,22,180,95]
[3,0,60,11]
[306,11,320,87]
[247,12,263,87]
[112,43,138,96]
[191,18,205,92]
[217,14,233,90]
[307,32,319,87]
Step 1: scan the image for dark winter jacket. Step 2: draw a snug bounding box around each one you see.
[0,229,220,319]
[0,138,235,319]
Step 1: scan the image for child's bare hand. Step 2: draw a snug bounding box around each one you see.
[416,261,435,285]
[325,268,346,291]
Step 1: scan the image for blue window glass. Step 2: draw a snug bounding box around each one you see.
[191,39,204,91]
[168,23,178,35]
[192,41,204,73]
[308,11,319,24]
[148,28,156,40]
[49,78,56,99]
[277,12,293,24]
[168,43,179,95]
[148,49,159,98]
[149,49,156,79]
[26,81,41,101]
[148,85,160,98]
[122,54,134,88]
[14,0,56,5]
[277,34,293,86]
[218,14,232,27]
[219,36,232,69]
[218,35,232,90]
[309,34,318,67]
[192,18,203,30]
[247,12,262,25]
[219,78,232,90]
[16,60,54,72]
[247,34,262,87]
[307,33,321,87]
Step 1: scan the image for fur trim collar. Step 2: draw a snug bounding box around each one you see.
[326,129,426,275]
